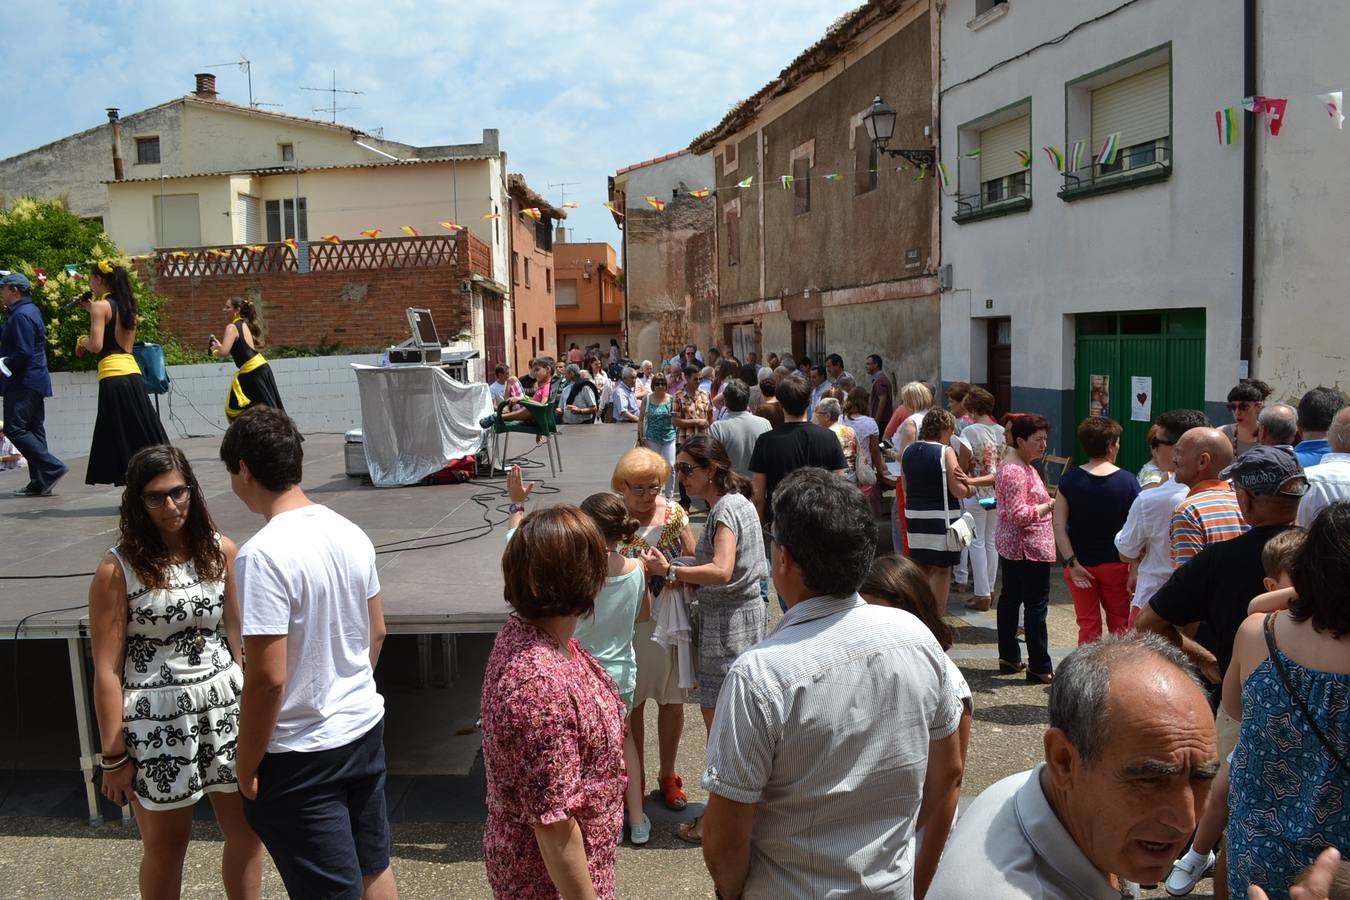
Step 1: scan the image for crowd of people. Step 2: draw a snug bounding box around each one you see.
[480,344,1350,900]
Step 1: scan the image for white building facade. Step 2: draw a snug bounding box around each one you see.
[938,0,1244,469]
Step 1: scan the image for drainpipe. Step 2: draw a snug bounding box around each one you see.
[1240,0,1257,374]
[107,109,124,181]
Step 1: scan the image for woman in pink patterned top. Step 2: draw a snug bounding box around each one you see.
[482,495,627,899]
[994,413,1057,685]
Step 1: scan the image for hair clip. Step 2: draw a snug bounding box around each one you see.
[97,259,114,274]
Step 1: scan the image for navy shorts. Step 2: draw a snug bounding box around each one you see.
[242,717,390,900]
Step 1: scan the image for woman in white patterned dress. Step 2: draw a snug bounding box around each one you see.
[88,445,262,899]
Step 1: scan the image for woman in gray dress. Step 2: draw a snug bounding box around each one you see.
[641,434,766,845]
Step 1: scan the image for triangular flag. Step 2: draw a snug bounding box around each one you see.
[824,173,844,181]
[604,201,624,217]
[170,251,190,259]
[440,221,464,232]
[283,239,297,251]
[1316,91,1344,129]
[1216,108,1238,145]
[1097,132,1120,165]
[521,207,542,220]
[780,174,793,189]
[646,196,666,210]
[245,245,265,253]
[1069,140,1087,172]
[960,149,981,158]
[736,176,754,188]
[688,189,711,198]
[481,213,499,220]
[64,263,79,276]
[1042,146,1065,172]
[320,234,340,244]
[1243,97,1289,135]
[360,228,382,238]
[937,162,952,191]
[401,225,419,236]
[561,201,580,209]
[33,268,47,287]
[1014,149,1031,168]
[912,165,929,182]
[208,248,230,257]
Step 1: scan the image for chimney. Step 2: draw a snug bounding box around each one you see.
[555,223,567,244]
[193,73,217,100]
[107,108,123,182]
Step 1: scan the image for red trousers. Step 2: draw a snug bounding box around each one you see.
[1064,560,1132,645]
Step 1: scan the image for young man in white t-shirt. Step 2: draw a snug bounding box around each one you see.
[221,405,396,900]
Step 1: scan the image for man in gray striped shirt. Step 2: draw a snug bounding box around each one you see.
[701,468,964,899]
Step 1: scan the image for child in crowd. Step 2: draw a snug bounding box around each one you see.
[1165,527,1306,896]
[0,423,24,470]
[504,375,523,407]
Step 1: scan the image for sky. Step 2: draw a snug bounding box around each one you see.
[4,0,862,253]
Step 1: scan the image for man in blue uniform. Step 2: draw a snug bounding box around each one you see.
[0,273,66,495]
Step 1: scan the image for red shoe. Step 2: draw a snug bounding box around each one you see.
[658,774,688,811]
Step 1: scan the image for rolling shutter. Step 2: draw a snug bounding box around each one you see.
[153,194,201,248]
[1092,64,1170,149]
[979,114,1030,183]
[236,193,261,243]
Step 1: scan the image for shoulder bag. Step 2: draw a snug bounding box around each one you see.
[854,426,878,486]
[1264,612,1348,771]
[939,444,976,552]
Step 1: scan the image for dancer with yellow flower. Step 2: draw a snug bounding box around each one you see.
[75,260,168,486]
[209,297,285,420]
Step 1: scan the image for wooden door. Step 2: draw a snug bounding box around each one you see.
[483,293,506,374]
[986,318,1012,418]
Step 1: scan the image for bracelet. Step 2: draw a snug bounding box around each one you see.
[100,754,131,771]
[509,503,526,513]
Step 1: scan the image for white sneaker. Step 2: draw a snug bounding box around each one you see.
[1165,849,1215,896]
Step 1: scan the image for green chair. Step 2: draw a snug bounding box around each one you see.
[492,387,563,477]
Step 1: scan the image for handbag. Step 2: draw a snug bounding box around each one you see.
[1264,613,1348,771]
[938,445,975,552]
[854,428,877,486]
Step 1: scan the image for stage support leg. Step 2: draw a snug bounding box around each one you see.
[415,635,459,687]
[67,638,101,826]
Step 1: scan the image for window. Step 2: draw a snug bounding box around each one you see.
[136,137,160,165]
[556,279,578,307]
[792,155,811,215]
[975,0,1007,13]
[152,194,200,247]
[722,141,739,175]
[265,198,308,242]
[512,252,519,285]
[854,124,879,195]
[722,199,741,267]
[535,219,552,251]
[1091,64,1170,174]
[522,322,528,339]
[279,143,294,162]
[978,114,1031,203]
[524,258,532,288]
[546,268,552,293]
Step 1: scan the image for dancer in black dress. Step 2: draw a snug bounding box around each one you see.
[76,260,169,486]
[209,298,284,420]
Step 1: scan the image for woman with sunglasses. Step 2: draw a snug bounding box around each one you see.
[88,445,262,899]
[641,435,765,845]
[637,372,678,496]
[1220,379,1273,457]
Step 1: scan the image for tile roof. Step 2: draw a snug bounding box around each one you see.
[615,149,691,176]
[104,156,486,184]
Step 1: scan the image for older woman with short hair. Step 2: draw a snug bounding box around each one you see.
[996,414,1057,684]
[482,496,626,899]
[812,396,860,481]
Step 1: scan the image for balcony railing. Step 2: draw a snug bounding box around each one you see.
[153,233,481,278]
[952,187,1031,224]
[1058,137,1171,200]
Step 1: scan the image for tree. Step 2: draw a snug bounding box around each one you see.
[0,196,176,372]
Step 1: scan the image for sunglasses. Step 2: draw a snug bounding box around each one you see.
[674,463,705,476]
[1150,436,1177,449]
[1228,401,1256,412]
[142,484,192,509]
[625,482,662,496]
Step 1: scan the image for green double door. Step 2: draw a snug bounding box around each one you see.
[1074,309,1206,473]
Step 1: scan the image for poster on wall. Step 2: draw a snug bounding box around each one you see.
[1131,376,1153,423]
[1090,374,1111,418]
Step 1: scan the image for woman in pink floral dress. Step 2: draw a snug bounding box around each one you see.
[994,413,1057,685]
[481,484,627,899]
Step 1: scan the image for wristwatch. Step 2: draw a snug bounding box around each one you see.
[666,562,679,584]
[509,502,526,513]
[1065,554,1078,568]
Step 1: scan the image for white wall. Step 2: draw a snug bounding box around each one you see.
[1253,0,1350,398]
[939,0,1244,403]
[43,354,379,458]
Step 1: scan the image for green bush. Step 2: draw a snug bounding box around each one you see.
[0,196,171,372]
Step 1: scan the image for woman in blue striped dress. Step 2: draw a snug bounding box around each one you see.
[902,407,973,616]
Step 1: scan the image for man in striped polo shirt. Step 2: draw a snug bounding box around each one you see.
[1169,427,1248,568]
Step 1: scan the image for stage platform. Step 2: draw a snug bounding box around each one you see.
[1,421,639,639]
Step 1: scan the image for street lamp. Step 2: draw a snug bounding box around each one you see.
[862,95,935,170]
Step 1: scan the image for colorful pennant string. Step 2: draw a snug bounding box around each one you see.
[440,221,464,232]
[736,176,754,188]
[1069,140,1087,173]
[960,149,982,158]
[688,189,712,198]
[604,201,623,217]
[646,196,666,210]
[1315,91,1344,129]
[1014,150,1031,169]
[1042,146,1065,173]
[780,175,794,189]
[1097,132,1121,166]
[283,239,297,251]
[320,234,341,244]
[400,225,419,236]
[561,201,580,209]
[1243,96,1289,135]
[481,213,499,220]
[521,207,542,220]
[1216,107,1239,145]
[360,228,382,238]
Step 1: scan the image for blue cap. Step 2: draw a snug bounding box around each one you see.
[0,272,31,291]
[1221,444,1308,497]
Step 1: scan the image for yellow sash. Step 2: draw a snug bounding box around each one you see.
[226,353,269,420]
[98,353,142,380]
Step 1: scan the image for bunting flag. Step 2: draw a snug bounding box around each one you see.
[1014,149,1032,169]
[320,234,341,244]
[283,239,298,251]
[1316,91,1345,129]
[33,268,47,287]
[937,162,952,191]
[400,225,419,236]
[912,164,929,182]
[646,196,666,210]
[440,221,465,232]
[521,207,542,220]
[1243,96,1289,135]
[1042,146,1065,173]
[64,263,79,275]
[360,228,382,238]
[1216,107,1239,145]
[481,213,500,220]
[825,173,845,181]
[245,245,266,253]
[688,189,712,198]
[960,149,982,158]
[603,201,623,217]
[1070,140,1088,172]
[170,251,190,259]
[736,175,754,188]
[561,201,580,209]
[1097,132,1121,165]
[207,248,231,258]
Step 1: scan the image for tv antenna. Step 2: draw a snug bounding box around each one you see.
[301,70,362,122]
[549,181,580,208]
[204,55,256,107]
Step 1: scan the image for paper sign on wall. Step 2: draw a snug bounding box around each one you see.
[1131,376,1153,423]
[1090,375,1110,418]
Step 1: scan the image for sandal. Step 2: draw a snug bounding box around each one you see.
[998,659,1027,674]
[964,595,992,612]
[676,816,703,845]
[658,774,688,811]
